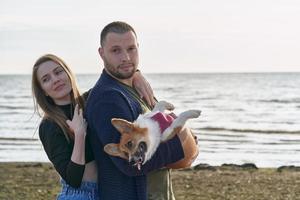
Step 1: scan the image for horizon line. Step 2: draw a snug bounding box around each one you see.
[1,71,300,75]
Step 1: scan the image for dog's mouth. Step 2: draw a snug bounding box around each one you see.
[133,157,144,170]
[131,142,147,170]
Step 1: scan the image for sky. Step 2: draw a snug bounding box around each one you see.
[1,0,300,74]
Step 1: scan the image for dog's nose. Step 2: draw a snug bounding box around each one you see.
[138,157,143,162]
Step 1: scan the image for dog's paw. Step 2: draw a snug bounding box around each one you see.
[164,102,175,111]
[182,110,201,119]
[155,101,175,111]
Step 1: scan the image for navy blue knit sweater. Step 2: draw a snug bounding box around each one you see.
[85,70,184,200]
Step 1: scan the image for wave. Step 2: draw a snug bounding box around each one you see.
[0,105,31,110]
[1,95,31,99]
[198,127,300,134]
[0,142,39,146]
[258,98,300,104]
[0,137,38,141]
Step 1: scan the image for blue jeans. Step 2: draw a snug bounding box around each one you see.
[57,179,99,200]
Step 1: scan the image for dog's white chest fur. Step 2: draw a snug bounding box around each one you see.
[134,111,165,163]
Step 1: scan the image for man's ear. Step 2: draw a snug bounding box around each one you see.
[104,143,128,160]
[111,118,133,134]
[98,47,104,59]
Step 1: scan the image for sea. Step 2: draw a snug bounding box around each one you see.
[0,73,300,167]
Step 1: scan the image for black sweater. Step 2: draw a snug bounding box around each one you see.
[39,104,94,188]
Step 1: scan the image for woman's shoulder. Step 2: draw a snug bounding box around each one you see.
[39,118,61,138]
[39,117,58,129]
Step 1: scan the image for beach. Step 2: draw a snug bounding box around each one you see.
[1,162,300,200]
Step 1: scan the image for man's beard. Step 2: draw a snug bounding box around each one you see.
[104,59,136,80]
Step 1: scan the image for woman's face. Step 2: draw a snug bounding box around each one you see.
[36,60,72,105]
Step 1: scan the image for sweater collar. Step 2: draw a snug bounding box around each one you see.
[101,69,133,87]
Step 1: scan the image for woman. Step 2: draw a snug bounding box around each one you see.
[32,54,154,200]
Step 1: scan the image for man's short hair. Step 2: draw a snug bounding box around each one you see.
[100,21,137,47]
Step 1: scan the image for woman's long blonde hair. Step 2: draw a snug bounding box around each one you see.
[32,54,84,142]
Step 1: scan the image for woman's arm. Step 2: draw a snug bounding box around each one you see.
[39,105,88,188]
[132,70,155,107]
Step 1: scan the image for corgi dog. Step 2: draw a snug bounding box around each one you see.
[104,101,201,170]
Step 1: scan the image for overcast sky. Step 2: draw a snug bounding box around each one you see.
[1,0,300,74]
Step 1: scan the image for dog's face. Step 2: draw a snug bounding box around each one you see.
[104,118,150,170]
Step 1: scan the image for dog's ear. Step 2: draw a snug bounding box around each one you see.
[104,143,128,160]
[111,118,133,134]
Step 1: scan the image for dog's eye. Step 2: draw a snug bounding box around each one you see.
[126,141,133,149]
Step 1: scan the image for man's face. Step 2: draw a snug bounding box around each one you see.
[99,31,139,80]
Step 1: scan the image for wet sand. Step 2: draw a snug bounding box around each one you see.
[1,162,300,200]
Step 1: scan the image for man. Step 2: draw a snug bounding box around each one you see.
[86,21,187,200]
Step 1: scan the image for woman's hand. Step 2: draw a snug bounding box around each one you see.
[67,104,87,165]
[132,70,156,107]
[66,104,87,138]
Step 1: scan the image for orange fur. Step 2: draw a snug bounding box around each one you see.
[118,126,149,156]
[166,127,199,169]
